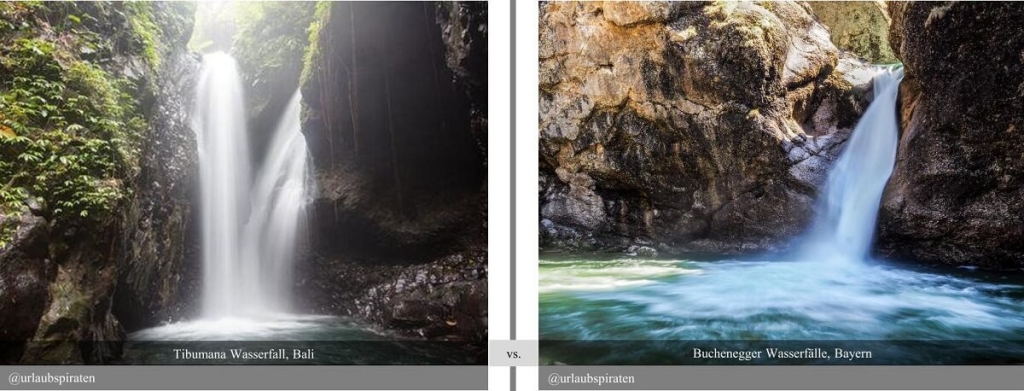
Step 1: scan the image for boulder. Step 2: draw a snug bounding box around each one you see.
[0,211,52,362]
[876,2,1024,268]
[539,1,874,253]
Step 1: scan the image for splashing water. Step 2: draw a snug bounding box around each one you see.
[801,66,903,262]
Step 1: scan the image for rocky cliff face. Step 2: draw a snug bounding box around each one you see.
[298,2,486,341]
[113,48,201,332]
[877,2,1024,269]
[809,1,897,64]
[0,212,50,359]
[0,2,198,363]
[539,1,874,254]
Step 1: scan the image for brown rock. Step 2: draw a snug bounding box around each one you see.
[539,1,873,253]
[810,1,898,63]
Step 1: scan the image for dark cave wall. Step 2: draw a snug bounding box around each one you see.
[301,1,485,258]
[298,1,487,341]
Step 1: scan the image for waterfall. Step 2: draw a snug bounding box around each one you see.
[801,65,904,262]
[240,91,310,314]
[192,52,309,318]
[193,52,252,317]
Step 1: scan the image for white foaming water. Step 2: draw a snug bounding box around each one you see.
[191,52,309,320]
[541,257,1024,342]
[539,259,699,293]
[801,66,904,262]
[130,314,335,341]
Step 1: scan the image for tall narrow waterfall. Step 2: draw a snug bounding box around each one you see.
[802,66,904,261]
[192,52,309,318]
[240,91,309,314]
[193,53,252,317]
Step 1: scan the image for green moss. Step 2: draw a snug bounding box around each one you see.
[125,2,161,69]
[299,1,331,86]
[0,207,22,248]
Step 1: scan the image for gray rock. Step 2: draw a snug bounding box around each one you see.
[876,2,1024,269]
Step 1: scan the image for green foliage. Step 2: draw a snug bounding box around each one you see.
[0,213,18,249]
[124,1,160,68]
[233,1,317,77]
[300,2,331,86]
[187,1,237,54]
[0,1,179,240]
[232,1,317,116]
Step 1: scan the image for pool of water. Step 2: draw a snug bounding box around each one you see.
[124,314,483,365]
[539,253,1024,364]
[129,314,382,341]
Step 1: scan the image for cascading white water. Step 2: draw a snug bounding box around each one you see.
[193,52,252,317]
[240,91,310,314]
[130,53,380,347]
[192,52,309,318]
[801,66,904,262]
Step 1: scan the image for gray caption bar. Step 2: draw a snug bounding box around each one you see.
[540,366,1024,390]
[1,366,486,390]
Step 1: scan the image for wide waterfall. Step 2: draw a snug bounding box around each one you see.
[800,66,904,262]
[191,52,308,318]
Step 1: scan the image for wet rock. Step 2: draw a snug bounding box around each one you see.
[876,2,1024,268]
[539,1,873,254]
[0,212,52,362]
[113,48,202,332]
[627,245,658,258]
[18,218,126,364]
[297,247,487,342]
